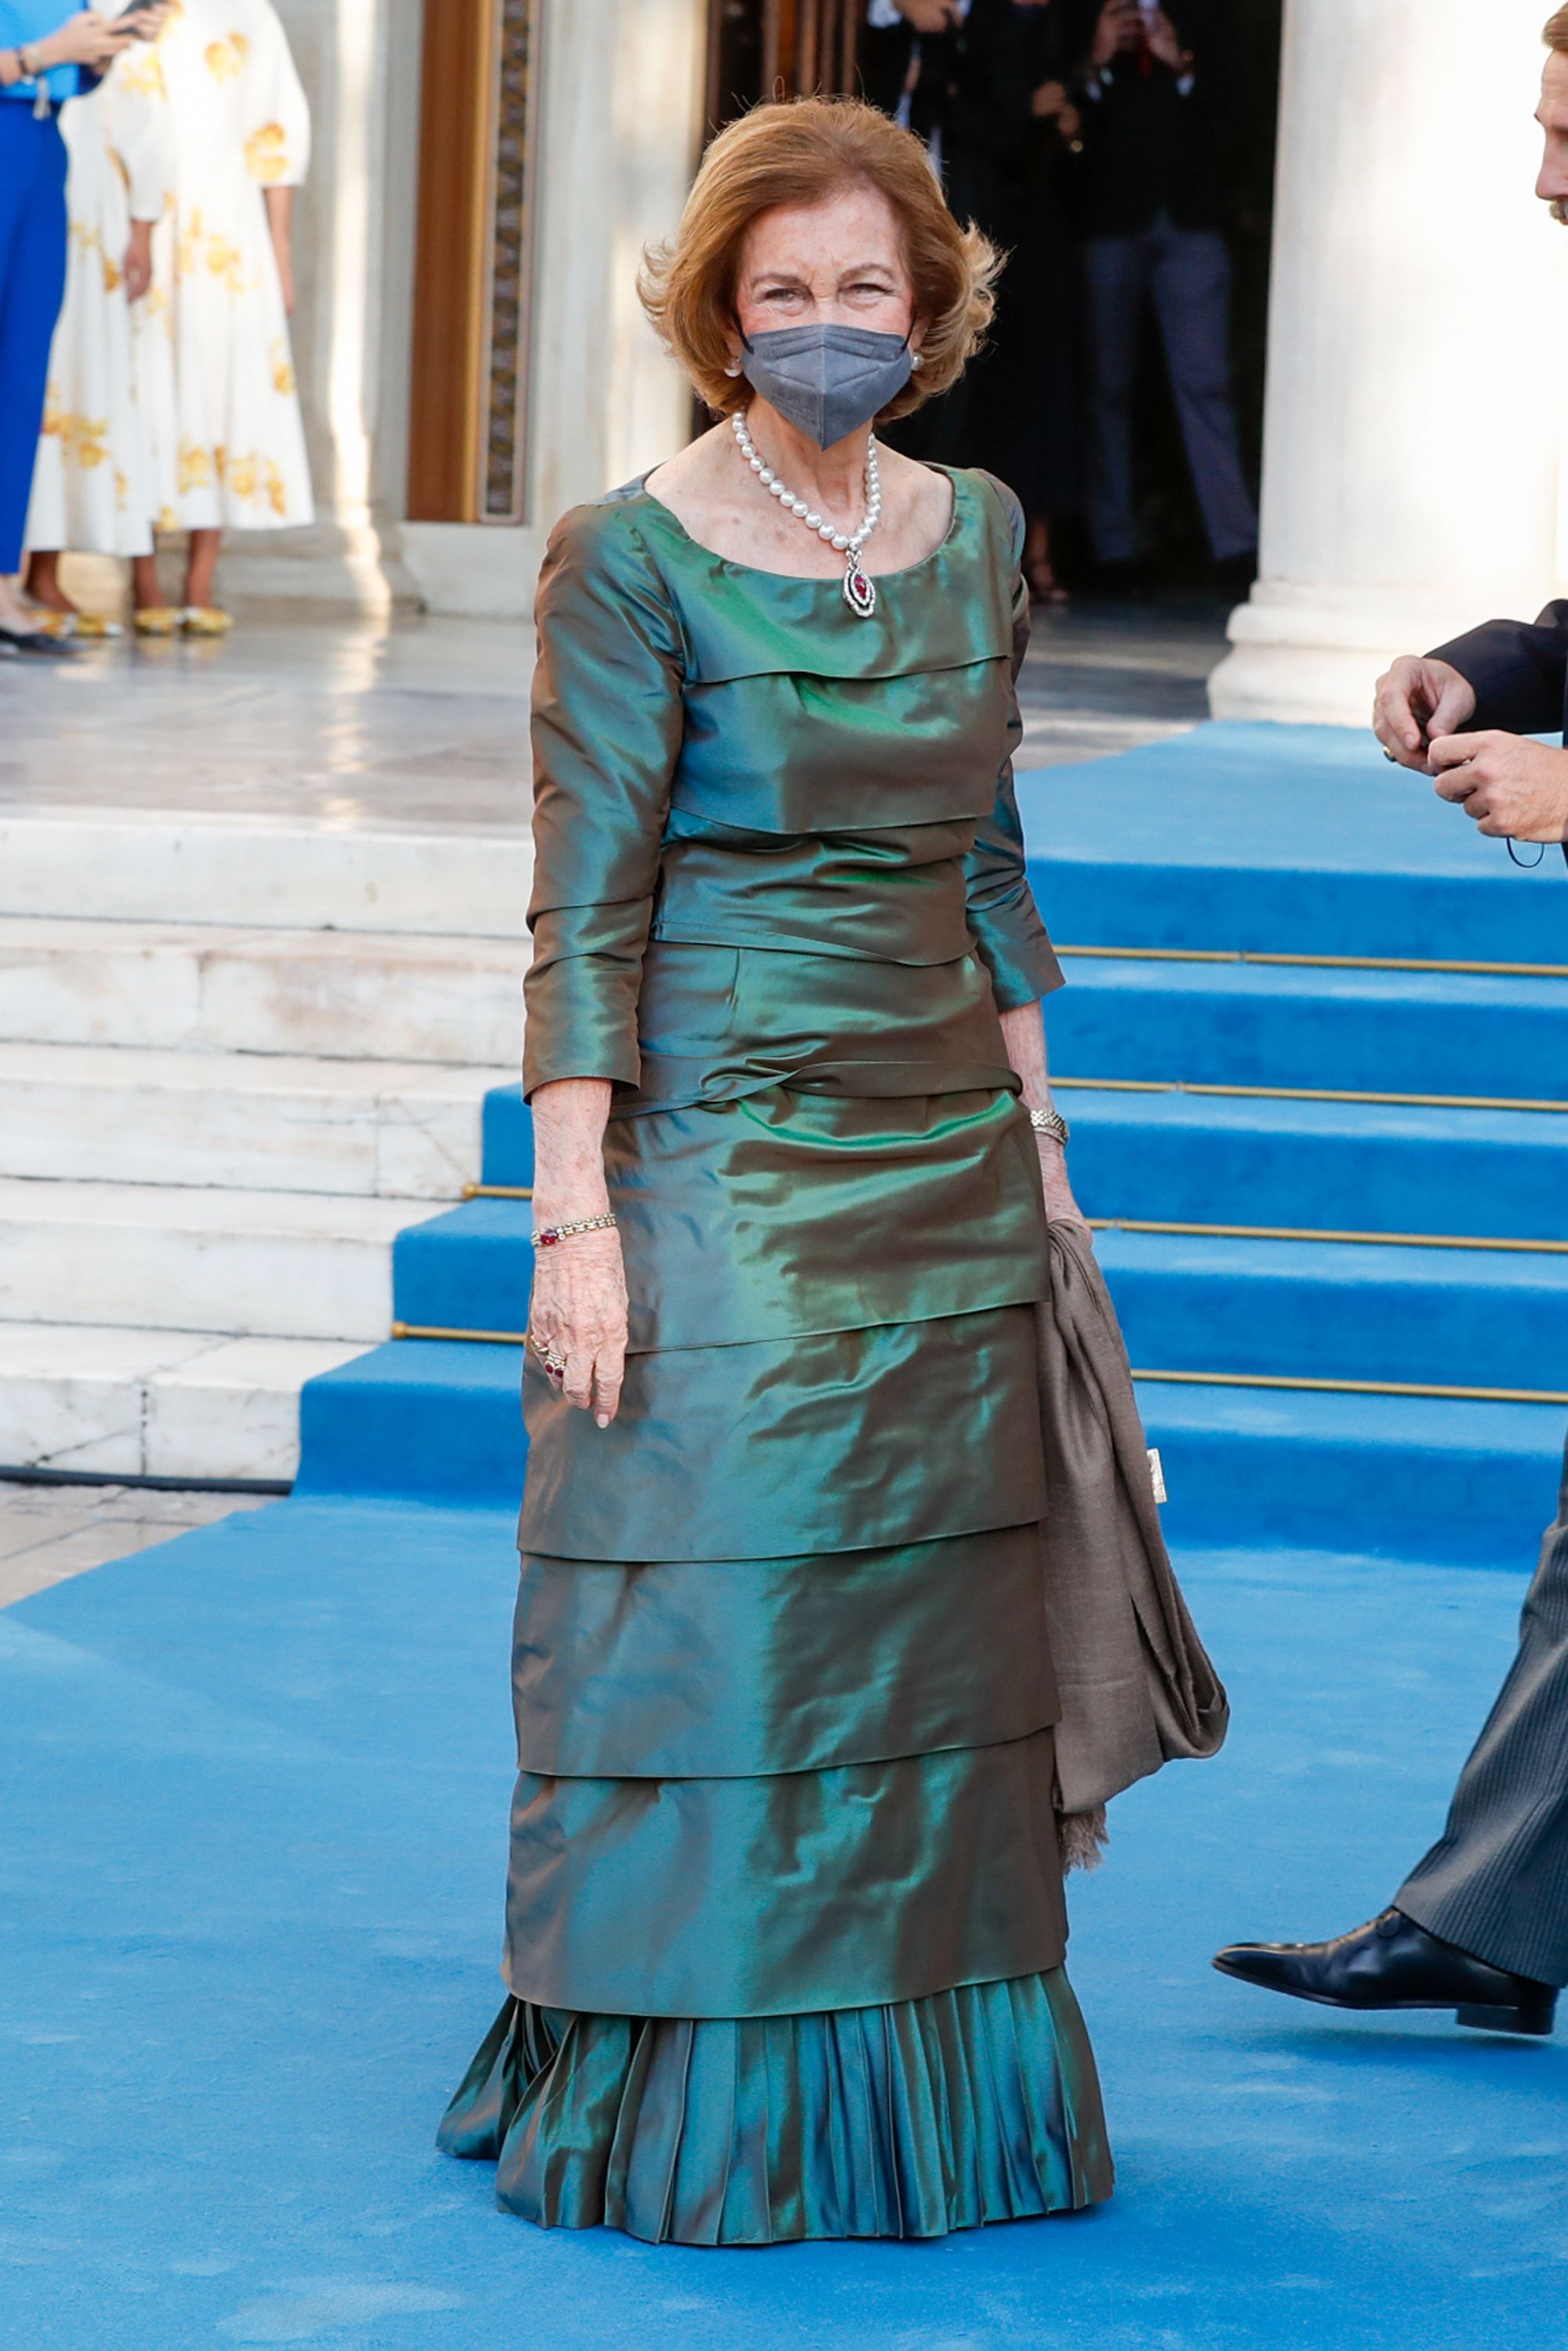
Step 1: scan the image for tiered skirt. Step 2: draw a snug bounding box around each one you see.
[440,1049,1114,2240]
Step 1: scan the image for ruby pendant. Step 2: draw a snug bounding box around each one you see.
[843,558,877,619]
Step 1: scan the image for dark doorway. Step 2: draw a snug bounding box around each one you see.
[702,0,1283,594]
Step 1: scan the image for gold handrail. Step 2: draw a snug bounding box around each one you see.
[1057,945,1568,980]
[1089,1217,1568,1256]
[1055,1076,1568,1113]
[1131,1367,1568,1406]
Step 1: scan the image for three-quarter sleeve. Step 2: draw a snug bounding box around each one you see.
[241,1,311,188]
[963,476,1065,1009]
[523,503,685,1099]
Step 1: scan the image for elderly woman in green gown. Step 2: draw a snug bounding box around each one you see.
[439,95,1116,2244]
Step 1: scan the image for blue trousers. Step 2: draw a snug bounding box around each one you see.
[1081,212,1258,566]
[0,102,68,574]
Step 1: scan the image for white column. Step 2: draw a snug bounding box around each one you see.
[398,0,707,619]
[1209,0,1568,727]
[219,0,419,614]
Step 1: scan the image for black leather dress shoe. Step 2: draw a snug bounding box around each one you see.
[1213,1908,1557,2035]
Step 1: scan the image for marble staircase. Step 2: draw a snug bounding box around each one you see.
[0,812,529,1485]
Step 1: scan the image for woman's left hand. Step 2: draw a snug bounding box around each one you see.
[1145,9,1191,73]
[123,219,154,302]
[1036,1137,1093,1239]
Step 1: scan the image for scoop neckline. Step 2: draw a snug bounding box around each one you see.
[635,462,966,588]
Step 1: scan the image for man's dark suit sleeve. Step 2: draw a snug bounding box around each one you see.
[1429,602,1568,739]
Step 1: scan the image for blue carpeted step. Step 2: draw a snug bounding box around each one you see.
[1047,957,1568,1101]
[394,1197,533,1334]
[392,1206,1568,1398]
[292,1333,1562,1565]
[1142,1381,1565,1566]
[1065,1090,1568,1242]
[1098,1228,1568,1395]
[479,1086,1568,1244]
[1017,723,1568,963]
[296,1338,525,1507]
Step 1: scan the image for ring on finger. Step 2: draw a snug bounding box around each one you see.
[528,1328,568,1380]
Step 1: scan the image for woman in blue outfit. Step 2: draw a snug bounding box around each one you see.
[0,5,161,653]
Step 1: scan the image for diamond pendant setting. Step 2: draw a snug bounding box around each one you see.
[731,410,883,619]
[843,556,877,619]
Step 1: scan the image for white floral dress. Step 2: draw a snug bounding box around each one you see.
[124,0,313,534]
[23,68,175,557]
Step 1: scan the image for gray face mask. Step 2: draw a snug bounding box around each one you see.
[739,322,913,449]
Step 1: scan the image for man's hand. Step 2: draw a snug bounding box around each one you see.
[898,0,962,32]
[1145,9,1190,71]
[1428,732,1568,843]
[1089,0,1142,69]
[1372,654,1476,771]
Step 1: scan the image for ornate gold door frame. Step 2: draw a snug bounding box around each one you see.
[406,0,543,524]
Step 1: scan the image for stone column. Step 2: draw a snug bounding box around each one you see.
[1209,0,1568,726]
[397,0,708,618]
[222,0,422,615]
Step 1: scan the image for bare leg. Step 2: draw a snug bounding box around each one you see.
[1023,515,1069,608]
[132,552,165,611]
[24,550,75,615]
[183,527,222,610]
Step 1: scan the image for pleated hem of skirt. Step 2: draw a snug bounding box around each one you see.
[436,1969,1114,2244]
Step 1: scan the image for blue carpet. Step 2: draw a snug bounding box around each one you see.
[3,1495,1566,2350]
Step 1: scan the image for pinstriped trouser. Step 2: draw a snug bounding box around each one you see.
[1397,1432,1568,1986]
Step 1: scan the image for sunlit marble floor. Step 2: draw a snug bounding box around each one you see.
[0,1478,267,1608]
[0,596,1227,832]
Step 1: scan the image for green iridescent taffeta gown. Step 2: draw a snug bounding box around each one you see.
[437,465,1115,2243]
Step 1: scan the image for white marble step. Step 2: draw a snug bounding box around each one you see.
[0,805,534,936]
[0,1178,420,1340]
[0,1322,368,1482]
[0,916,529,1064]
[0,1041,513,1197]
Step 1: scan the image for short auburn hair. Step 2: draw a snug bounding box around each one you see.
[1548,5,1568,50]
[639,97,1000,422]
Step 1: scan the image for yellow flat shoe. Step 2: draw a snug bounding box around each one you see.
[27,609,77,640]
[133,606,181,637]
[180,605,233,637]
[71,612,123,640]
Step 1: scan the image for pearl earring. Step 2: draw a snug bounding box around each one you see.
[724,361,742,377]
[910,352,924,369]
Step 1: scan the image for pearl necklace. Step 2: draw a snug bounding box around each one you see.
[730,409,884,618]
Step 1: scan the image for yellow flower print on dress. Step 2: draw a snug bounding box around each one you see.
[264,459,286,518]
[205,234,248,294]
[270,339,296,396]
[245,122,290,183]
[178,438,215,493]
[227,452,258,500]
[205,31,249,82]
[118,47,166,97]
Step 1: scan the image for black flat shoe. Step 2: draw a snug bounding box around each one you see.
[0,626,74,658]
[1213,1908,1557,2036]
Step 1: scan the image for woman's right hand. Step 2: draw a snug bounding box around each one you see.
[41,9,160,71]
[528,1225,629,1428]
[1089,0,1141,68]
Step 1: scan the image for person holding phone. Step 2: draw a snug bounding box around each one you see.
[1062,0,1257,590]
[21,34,176,637]
[0,5,162,654]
